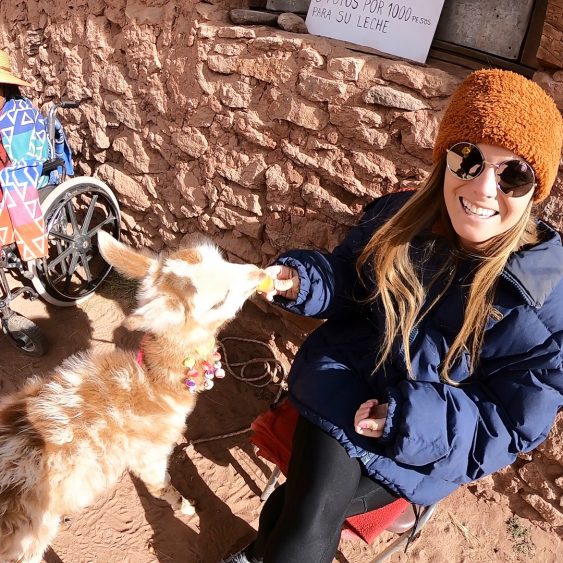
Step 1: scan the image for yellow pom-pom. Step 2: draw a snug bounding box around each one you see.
[257,276,275,293]
[183,357,196,368]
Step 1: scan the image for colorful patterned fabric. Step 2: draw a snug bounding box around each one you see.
[0,98,49,161]
[0,161,45,260]
[0,98,49,260]
[0,142,13,247]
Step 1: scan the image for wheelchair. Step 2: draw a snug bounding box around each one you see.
[0,100,121,356]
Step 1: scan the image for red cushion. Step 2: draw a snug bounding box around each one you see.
[251,401,410,544]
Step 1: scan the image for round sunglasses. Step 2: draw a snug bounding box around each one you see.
[446,142,536,198]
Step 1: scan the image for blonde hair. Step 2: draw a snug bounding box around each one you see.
[357,157,538,384]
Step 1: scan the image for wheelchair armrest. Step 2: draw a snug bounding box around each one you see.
[41,158,65,175]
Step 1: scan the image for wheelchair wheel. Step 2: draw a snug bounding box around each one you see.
[27,177,121,307]
[2,312,47,356]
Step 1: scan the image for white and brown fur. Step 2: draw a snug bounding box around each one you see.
[0,231,266,563]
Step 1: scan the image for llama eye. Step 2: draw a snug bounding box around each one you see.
[210,293,228,310]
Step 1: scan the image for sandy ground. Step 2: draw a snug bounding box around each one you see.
[0,271,561,563]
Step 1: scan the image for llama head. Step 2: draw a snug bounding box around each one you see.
[97,231,266,337]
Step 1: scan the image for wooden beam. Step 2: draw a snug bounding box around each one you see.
[537,0,563,68]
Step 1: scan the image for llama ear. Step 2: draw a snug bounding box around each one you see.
[124,296,185,332]
[97,231,155,280]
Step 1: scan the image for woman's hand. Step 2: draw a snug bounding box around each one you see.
[258,265,300,301]
[354,399,389,439]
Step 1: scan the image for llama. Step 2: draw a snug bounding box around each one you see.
[0,231,267,562]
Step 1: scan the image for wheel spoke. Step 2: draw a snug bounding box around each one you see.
[51,268,75,286]
[54,240,69,275]
[47,245,74,271]
[47,207,72,241]
[81,195,99,235]
[49,230,75,243]
[66,251,81,277]
[66,201,80,234]
[86,214,118,237]
[79,251,93,282]
[49,269,66,285]
[61,254,84,294]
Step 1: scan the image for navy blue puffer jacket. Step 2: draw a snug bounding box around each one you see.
[273,191,563,505]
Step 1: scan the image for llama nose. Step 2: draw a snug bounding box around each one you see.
[256,269,274,293]
[253,268,268,281]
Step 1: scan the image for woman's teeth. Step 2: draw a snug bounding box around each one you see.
[461,197,497,218]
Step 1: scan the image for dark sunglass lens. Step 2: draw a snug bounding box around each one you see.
[447,143,484,180]
[497,160,535,197]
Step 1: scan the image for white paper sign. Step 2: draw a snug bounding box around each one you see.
[306,0,445,63]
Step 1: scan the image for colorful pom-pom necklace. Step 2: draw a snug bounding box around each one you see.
[183,348,225,393]
[136,338,226,393]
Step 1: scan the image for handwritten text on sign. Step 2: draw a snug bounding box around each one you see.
[306,0,445,63]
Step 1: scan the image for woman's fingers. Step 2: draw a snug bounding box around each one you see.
[260,265,299,300]
[354,404,369,419]
[354,410,365,428]
[362,399,379,409]
[355,416,386,437]
[354,400,378,423]
[260,266,285,300]
[265,264,293,280]
[354,405,371,423]
[354,399,387,438]
[357,418,381,432]
[355,400,378,420]
[265,265,283,278]
[274,278,295,291]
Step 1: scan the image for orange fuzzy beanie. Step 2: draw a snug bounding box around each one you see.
[433,69,563,202]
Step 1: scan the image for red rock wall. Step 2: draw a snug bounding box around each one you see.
[2,0,561,532]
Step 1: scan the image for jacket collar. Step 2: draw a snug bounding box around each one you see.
[502,222,563,308]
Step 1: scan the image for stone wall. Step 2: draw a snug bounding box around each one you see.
[1,0,562,532]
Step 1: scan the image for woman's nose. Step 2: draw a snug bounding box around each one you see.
[471,164,498,199]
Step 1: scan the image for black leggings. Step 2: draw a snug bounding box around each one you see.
[250,416,397,563]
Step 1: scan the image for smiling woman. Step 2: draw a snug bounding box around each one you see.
[443,143,536,248]
[220,69,563,563]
